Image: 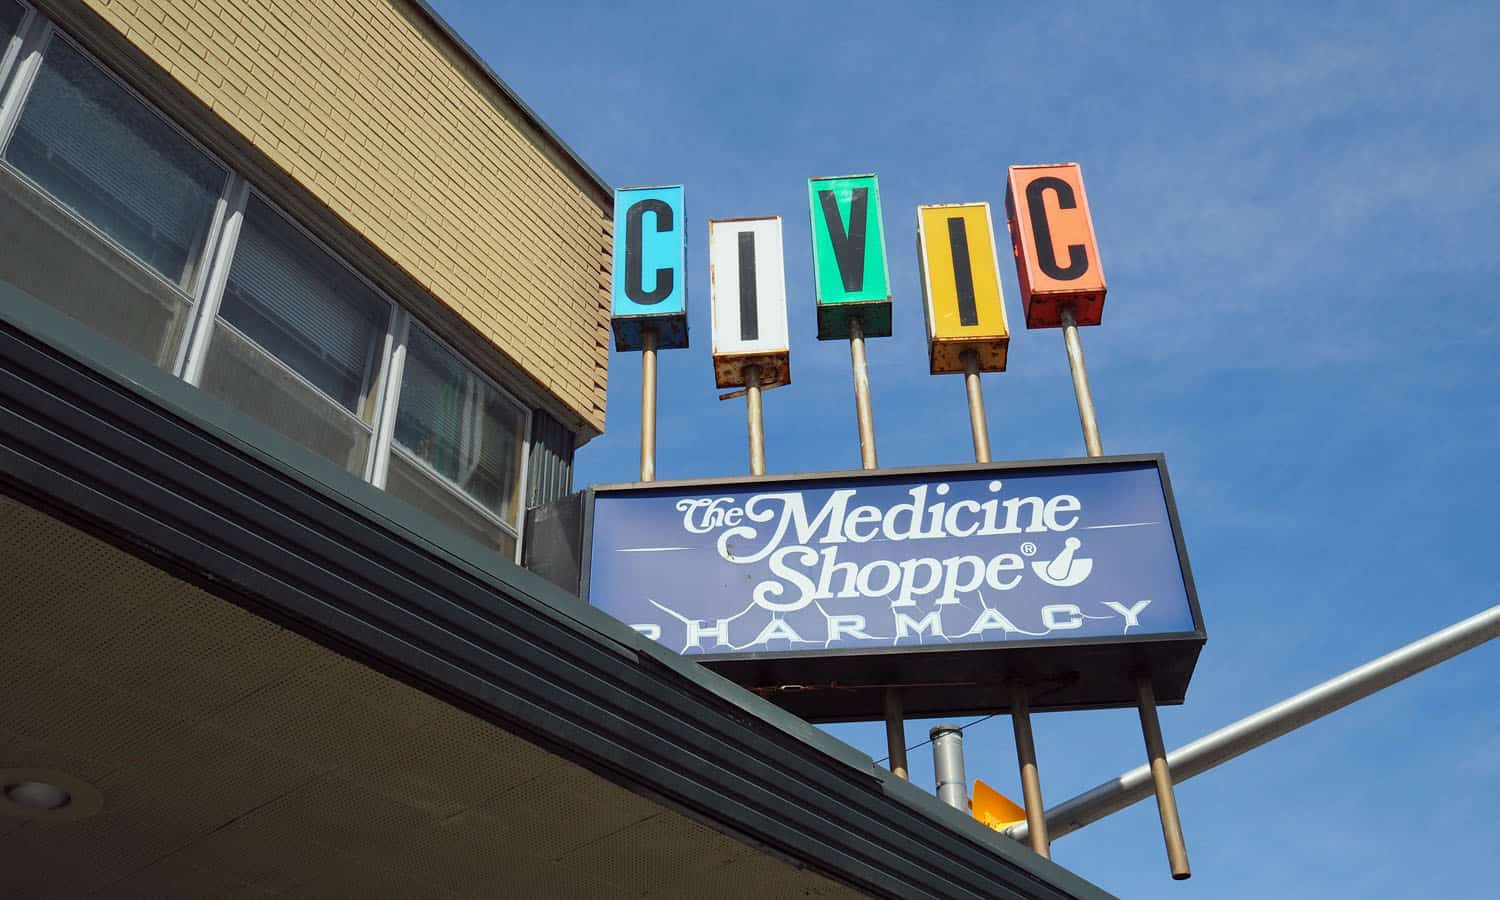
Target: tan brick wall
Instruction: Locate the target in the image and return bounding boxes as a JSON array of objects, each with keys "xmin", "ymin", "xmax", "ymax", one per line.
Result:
[{"xmin": 73, "ymin": 0, "xmax": 612, "ymax": 435}]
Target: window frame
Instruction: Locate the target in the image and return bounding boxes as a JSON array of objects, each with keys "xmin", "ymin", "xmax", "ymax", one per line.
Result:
[
  {"xmin": 0, "ymin": 20, "xmax": 235, "ymax": 324},
  {"xmin": 385, "ymin": 319, "xmax": 532, "ymax": 552}
]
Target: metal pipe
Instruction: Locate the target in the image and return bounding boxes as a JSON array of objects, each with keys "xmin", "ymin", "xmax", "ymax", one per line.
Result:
[
  {"xmin": 884, "ymin": 688, "xmax": 908, "ymax": 780},
  {"xmin": 961, "ymin": 349, "xmax": 991, "ymax": 464},
  {"xmin": 639, "ymin": 328, "xmax": 657, "ymax": 482},
  {"xmin": 1059, "ymin": 307, "xmax": 1102, "ymax": 458},
  {"xmin": 745, "ymin": 364, "xmax": 765, "ymax": 476},
  {"xmin": 848, "ymin": 318, "xmax": 878, "ymax": 470},
  {"xmin": 931, "ymin": 723, "xmax": 968, "ymax": 812},
  {"xmin": 1137, "ymin": 675, "xmax": 1191, "ymax": 879},
  {"xmin": 1009, "ymin": 680, "xmax": 1049, "ymax": 858},
  {"xmin": 1007, "ymin": 602, "xmax": 1500, "ymax": 845}
]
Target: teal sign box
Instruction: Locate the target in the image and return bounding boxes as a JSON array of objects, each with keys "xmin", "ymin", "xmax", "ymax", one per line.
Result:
[{"xmin": 611, "ymin": 185, "xmax": 688, "ymax": 350}]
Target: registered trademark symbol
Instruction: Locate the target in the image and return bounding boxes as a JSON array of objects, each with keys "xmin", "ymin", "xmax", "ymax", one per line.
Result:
[{"xmin": 1020, "ymin": 542, "xmax": 1038, "ymax": 557}]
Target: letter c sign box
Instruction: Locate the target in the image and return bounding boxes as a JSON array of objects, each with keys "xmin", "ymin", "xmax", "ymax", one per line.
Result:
[{"xmin": 1005, "ymin": 164, "xmax": 1107, "ymax": 329}]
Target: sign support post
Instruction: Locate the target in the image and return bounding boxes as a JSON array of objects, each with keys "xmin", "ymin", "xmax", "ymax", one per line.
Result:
[
  {"xmin": 1138, "ymin": 675, "xmax": 1191, "ymax": 878},
  {"xmin": 962, "ymin": 349, "xmax": 991, "ymax": 463},
  {"xmin": 640, "ymin": 328, "xmax": 658, "ymax": 481},
  {"xmin": 1006, "ymin": 163, "xmax": 1189, "ymax": 878},
  {"xmin": 810, "ymin": 175, "xmax": 894, "ymax": 769},
  {"xmin": 883, "ymin": 688, "xmax": 908, "ymax": 780},
  {"xmin": 1060, "ymin": 307, "xmax": 1103, "ymax": 458},
  {"xmin": 1009, "ymin": 680, "xmax": 1050, "ymax": 858},
  {"xmin": 849, "ymin": 317, "xmax": 878, "ymax": 470},
  {"xmin": 917, "ymin": 200, "xmax": 1021, "ymax": 811},
  {"xmin": 745, "ymin": 363, "xmax": 765, "ymax": 476}
]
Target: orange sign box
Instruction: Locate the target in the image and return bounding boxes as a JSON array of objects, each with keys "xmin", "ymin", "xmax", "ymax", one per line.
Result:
[
  {"xmin": 971, "ymin": 779, "xmax": 1027, "ymax": 832},
  {"xmin": 1004, "ymin": 163, "xmax": 1107, "ymax": 328}
]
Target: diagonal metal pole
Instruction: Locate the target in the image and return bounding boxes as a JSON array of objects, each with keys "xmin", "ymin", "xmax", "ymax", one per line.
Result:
[{"xmin": 1007, "ymin": 602, "xmax": 1500, "ymax": 845}]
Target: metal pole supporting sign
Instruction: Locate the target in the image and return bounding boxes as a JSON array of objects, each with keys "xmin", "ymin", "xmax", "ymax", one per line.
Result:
[
  {"xmin": 809, "ymin": 175, "xmax": 897, "ymax": 769},
  {"xmin": 1005, "ymin": 163, "xmax": 1192, "ymax": 875},
  {"xmin": 640, "ymin": 328, "xmax": 658, "ymax": 481},
  {"xmin": 917, "ymin": 200, "xmax": 1032, "ymax": 833}
]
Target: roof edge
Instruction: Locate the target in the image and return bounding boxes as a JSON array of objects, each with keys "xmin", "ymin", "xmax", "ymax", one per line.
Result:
[{"xmin": 406, "ymin": 0, "xmax": 613, "ymax": 202}]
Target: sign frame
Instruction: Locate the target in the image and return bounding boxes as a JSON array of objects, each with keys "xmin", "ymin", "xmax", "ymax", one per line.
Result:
[{"xmin": 574, "ymin": 454, "xmax": 1206, "ymax": 723}]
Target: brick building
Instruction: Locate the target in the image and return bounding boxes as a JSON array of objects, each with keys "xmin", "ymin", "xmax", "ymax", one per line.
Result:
[{"xmin": 0, "ymin": 2, "xmax": 1109, "ymax": 897}]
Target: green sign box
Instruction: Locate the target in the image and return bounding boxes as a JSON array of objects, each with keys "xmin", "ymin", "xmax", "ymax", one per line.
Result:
[{"xmin": 807, "ymin": 174, "xmax": 891, "ymax": 340}]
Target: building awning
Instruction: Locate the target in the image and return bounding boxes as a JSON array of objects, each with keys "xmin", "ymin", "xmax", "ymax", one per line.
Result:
[{"xmin": 0, "ymin": 288, "xmax": 1114, "ymax": 899}]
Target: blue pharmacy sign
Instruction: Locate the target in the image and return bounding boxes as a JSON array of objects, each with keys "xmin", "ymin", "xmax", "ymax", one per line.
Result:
[
  {"xmin": 611, "ymin": 185, "xmax": 688, "ymax": 350},
  {"xmin": 581, "ymin": 455, "xmax": 1205, "ymax": 721}
]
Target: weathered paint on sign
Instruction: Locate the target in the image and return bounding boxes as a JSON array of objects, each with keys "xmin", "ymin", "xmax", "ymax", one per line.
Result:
[
  {"xmin": 611, "ymin": 185, "xmax": 688, "ymax": 350},
  {"xmin": 1004, "ymin": 164, "xmax": 1107, "ymax": 329},
  {"xmin": 709, "ymin": 216, "xmax": 791, "ymax": 389},
  {"xmin": 917, "ymin": 202, "xmax": 1010, "ymax": 375},
  {"xmin": 807, "ymin": 174, "xmax": 891, "ymax": 340}
]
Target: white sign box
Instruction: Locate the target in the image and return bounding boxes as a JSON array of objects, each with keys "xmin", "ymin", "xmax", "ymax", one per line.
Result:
[{"xmin": 709, "ymin": 216, "xmax": 790, "ymax": 388}]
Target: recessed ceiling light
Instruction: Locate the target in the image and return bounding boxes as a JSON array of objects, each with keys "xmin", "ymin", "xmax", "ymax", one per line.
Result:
[
  {"xmin": 4, "ymin": 781, "xmax": 71, "ymax": 810},
  {"xmin": 0, "ymin": 769, "xmax": 102, "ymax": 821}
]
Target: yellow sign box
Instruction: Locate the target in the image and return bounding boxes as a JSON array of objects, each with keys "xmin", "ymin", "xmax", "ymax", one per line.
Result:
[{"xmin": 917, "ymin": 203, "xmax": 1009, "ymax": 375}]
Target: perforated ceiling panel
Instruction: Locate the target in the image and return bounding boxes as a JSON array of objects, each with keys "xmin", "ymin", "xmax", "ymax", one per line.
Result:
[{"xmin": 0, "ymin": 495, "xmax": 865, "ymax": 899}]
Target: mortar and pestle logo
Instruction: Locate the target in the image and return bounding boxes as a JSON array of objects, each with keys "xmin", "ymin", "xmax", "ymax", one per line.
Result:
[{"xmin": 1032, "ymin": 537, "xmax": 1092, "ymax": 587}]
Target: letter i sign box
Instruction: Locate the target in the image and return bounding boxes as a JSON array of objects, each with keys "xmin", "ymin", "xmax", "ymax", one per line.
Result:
[
  {"xmin": 917, "ymin": 203, "xmax": 1010, "ymax": 375},
  {"xmin": 1005, "ymin": 164, "xmax": 1107, "ymax": 329}
]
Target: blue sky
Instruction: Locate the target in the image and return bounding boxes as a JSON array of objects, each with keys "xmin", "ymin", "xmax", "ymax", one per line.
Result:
[{"xmin": 434, "ymin": 2, "xmax": 1500, "ymax": 896}]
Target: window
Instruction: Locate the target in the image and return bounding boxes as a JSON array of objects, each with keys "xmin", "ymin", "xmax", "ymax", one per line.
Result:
[
  {"xmin": 387, "ymin": 326, "xmax": 527, "ymax": 556},
  {"xmin": 197, "ymin": 195, "xmax": 392, "ymax": 475},
  {"xmin": 0, "ymin": 10, "xmax": 546, "ymax": 564},
  {"xmin": 0, "ymin": 30, "xmax": 226, "ymax": 367}
]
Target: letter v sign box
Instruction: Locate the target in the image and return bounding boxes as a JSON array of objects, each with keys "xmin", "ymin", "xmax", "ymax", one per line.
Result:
[
  {"xmin": 611, "ymin": 185, "xmax": 688, "ymax": 350},
  {"xmin": 1005, "ymin": 164, "xmax": 1107, "ymax": 329},
  {"xmin": 808, "ymin": 174, "xmax": 892, "ymax": 340}
]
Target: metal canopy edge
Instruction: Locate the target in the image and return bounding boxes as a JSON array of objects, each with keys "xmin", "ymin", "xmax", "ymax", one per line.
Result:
[{"xmin": 0, "ymin": 288, "xmax": 1115, "ymax": 900}]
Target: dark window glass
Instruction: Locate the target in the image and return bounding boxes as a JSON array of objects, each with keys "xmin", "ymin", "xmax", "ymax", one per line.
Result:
[
  {"xmin": 198, "ymin": 197, "xmax": 389, "ymax": 474},
  {"xmin": 0, "ymin": 36, "xmax": 224, "ymax": 367},
  {"xmin": 391, "ymin": 327, "xmax": 526, "ymax": 536},
  {"xmin": 4, "ymin": 36, "xmax": 224, "ymax": 290},
  {"xmin": 386, "ymin": 449, "xmax": 516, "ymax": 559}
]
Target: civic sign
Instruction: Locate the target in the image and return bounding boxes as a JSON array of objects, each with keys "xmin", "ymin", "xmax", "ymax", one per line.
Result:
[
  {"xmin": 807, "ymin": 174, "xmax": 891, "ymax": 340},
  {"xmin": 709, "ymin": 216, "xmax": 790, "ymax": 389},
  {"xmin": 611, "ymin": 185, "xmax": 688, "ymax": 350},
  {"xmin": 917, "ymin": 202, "xmax": 1010, "ymax": 375},
  {"xmin": 580, "ymin": 455, "xmax": 1205, "ymax": 721},
  {"xmin": 1005, "ymin": 163, "xmax": 1107, "ymax": 329}
]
